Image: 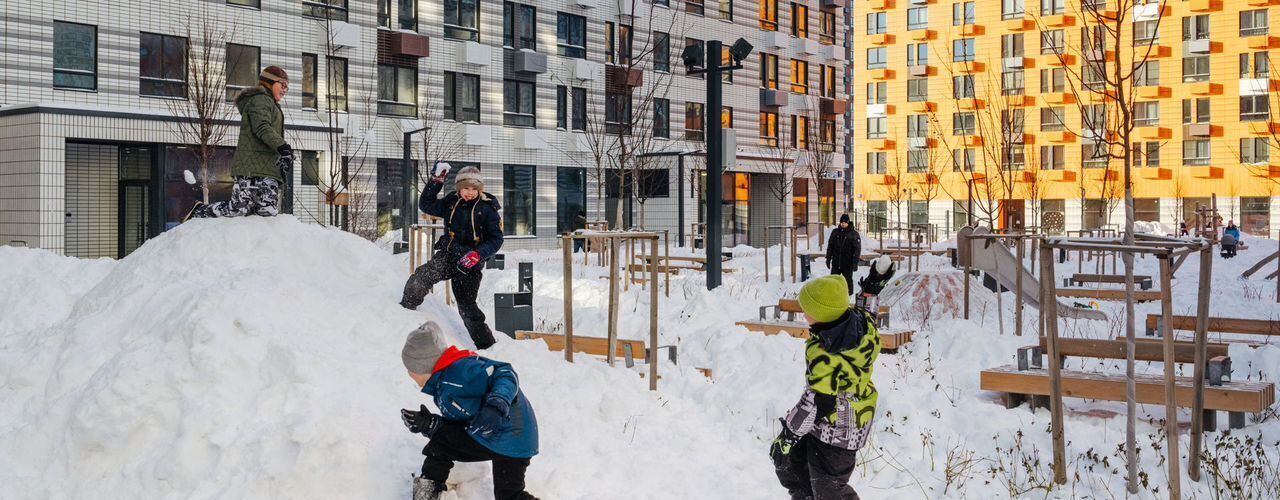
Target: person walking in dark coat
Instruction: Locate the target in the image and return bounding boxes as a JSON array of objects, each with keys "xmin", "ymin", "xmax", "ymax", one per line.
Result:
[
  {"xmin": 400, "ymin": 163, "xmax": 503, "ymax": 349},
  {"xmin": 400, "ymin": 322, "xmax": 540, "ymax": 500},
  {"xmin": 825, "ymin": 214, "xmax": 861, "ymax": 294},
  {"xmin": 190, "ymin": 66, "xmax": 293, "ymax": 219},
  {"xmin": 571, "ymin": 210, "xmax": 587, "ymax": 253}
]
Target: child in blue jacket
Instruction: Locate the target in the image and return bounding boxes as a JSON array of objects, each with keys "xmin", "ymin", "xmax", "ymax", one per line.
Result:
[{"xmin": 400, "ymin": 322, "xmax": 539, "ymax": 500}]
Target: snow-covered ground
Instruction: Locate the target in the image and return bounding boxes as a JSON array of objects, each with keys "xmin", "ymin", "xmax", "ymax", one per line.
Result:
[{"xmin": 1, "ymin": 216, "xmax": 1278, "ymax": 499}]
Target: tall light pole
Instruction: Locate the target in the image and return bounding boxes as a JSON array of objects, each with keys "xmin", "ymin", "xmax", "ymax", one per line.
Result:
[{"xmin": 683, "ymin": 38, "xmax": 752, "ymax": 290}]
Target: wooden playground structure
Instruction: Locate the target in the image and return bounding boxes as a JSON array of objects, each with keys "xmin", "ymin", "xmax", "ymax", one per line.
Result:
[{"xmin": 408, "ymin": 223, "xmax": 451, "ymax": 305}]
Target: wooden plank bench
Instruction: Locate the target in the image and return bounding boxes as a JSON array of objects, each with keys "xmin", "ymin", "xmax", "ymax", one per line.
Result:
[
  {"xmin": 1038, "ymin": 337, "xmax": 1230, "ymax": 363},
  {"xmin": 1069, "ymin": 273, "xmax": 1153, "ymax": 290},
  {"xmin": 514, "ymin": 331, "xmax": 712, "ymax": 379},
  {"xmin": 980, "ymin": 365, "xmax": 1274, "ymax": 430},
  {"xmin": 1144, "ymin": 314, "xmax": 1280, "ymax": 338},
  {"xmin": 735, "ymin": 299, "xmax": 915, "ymax": 352},
  {"xmin": 1056, "ymin": 288, "xmax": 1163, "ymax": 302}
]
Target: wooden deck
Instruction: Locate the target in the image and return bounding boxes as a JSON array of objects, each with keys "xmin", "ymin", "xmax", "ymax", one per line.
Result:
[
  {"xmin": 1070, "ymin": 273, "xmax": 1153, "ymax": 290},
  {"xmin": 1056, "ymin": 288, "xmax": 1163, "ymax": 302},
  {"xmin": 1144, "ymin": 314, "xmax": 1280, "ymax": 337},
  {"xmin": 980, "ymin": 365, "xmax": 1274, "ymax": 415}
]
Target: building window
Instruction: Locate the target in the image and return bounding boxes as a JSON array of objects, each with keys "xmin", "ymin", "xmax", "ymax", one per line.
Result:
[
  {"xmin": 1041, "ymin": 0, "xmax": 1064, "ymax": 15},
  {"xmin": 618, "ymin": 24, "xmax": 634, "ymax": 65},
  {"xmin": 720, "ymin": 45, "xmax": 734, "ymax": 83},
  {"xmin": 685, "ymin": 102, "xmax": 705, "ymax": 141},
  {"xmin": 868, "ymin": 152, "xmax": 888, "ymax": 174},
  {"xmin": 303, "ymin": 0, "xmax": 348, "ymax": 22},
  {"xmin": 1242, "ymin": 9, "xmax": 1270, "ymax": 37},
  {"xmin": 557, "ymin": 167, "xmax": 587, "ymax": 234},
  {"xmin": 908, "ymin": 114, "xmax": 929, "ymax": 138},
  {"xmin": 654, "ymin": 32, "xmax": 671, "ymax": 72},
  {"xmin": 1134, "ymin": 61, "xmax": 1160, "ymax": 86},
  {"xmin": 503, "ymin": 79, "xmax": 536, "ymax": 127},
  {"xmin": 605, "ymin": 22, "xmax": 616, "ymax": 64},
  {"xmin": 761, "ymin": 0, "xmax": 779, "ymax": 30},
  {"xmin": 760, "ymin": 111, "xmax": 779, "ymax": 146},
  {"xmin": 572, "ymin": 87, "xmax": 586, "ymax": 131},
  {"xmin": 1133, "ymin": 142, "xmax": 1160, "ymax": 167},
  {"xmin": 1182, "ymin": 55, "xmax": 1210, "ymax": 82},
  {"xmin": 720, "ymin": 0, "xmax": 734, "ymax": 20},
  {"xmin": 1135, "ymin": 20, "xmax": 1160, "ymax": 44},
  {"xmin": 908, "ymin": 43, "xmax": 929, "ymax": 67},
  {"xmin": 606, "ymin": 91, "xmax": 633, "ymax": 134},
  {"xmin": 791, "ymin": 59, "xmax": 810, "ymax": 93},
  {"xmin": 867, "ymin": 81, "xmax": 887, "ymax": 104},
  {"xmin": 819, "ymin": 65, "xmax": 836, "ymax": 98},
  {"xmin": 1002, "ymin": 34, "xmax": 1024, "ymax": 58},
  {"xmin": 867, "ymin": 117, "xmax": 887, "ymax": 139},
  {"xmin": 327, "ymin": 56, "xmax": 348, "ymax": 112},
  {"xmin": 953, "ymin": 148, "xmax": 975, "ymax": 171},
  {"xmin": 557, "ymin": 86, "xmax": 568, "ymax": 129},
  {"xmin": 1003, "ymin": 0, "xmax": 1025, "ymax": 19},
  {"xmin": 819, "ymin": 11, "xmax": 836, "ymax": 44},
  {"xmin": 139, "ymin": 32, "xmax": 187, "ymax": 98},
  {"xmin": 53, "ymin": 21, "xmax": 97, "ymax": 91},
  {"xmin": 953, "ymin": 38, "xmax": 975, "ymax": 62},
  {"xmin": 445, "ymin": 0, "xmax": 481, "ymax": 41},
  {"xmin": 504, "ymin": 2, "xmax": 537, "ymax": 50},
  {"xmin": 557, "ymin": 13, "xmax": 587, "ymax": 58},
  {"xmin": 1040, "ymin": 107, "xmax": 1065, "ymax": 131},
  {"xmin": 908, "ymin": 148, "xmax": 929, "ymax": 172},
  {"xmin": 445, "ymin": 72, "xmax": 481, "ymax": 123},
  {"xmin": 379, "ymin": 0, "xmax": 391, "ymax": 27},
  {"xmin": 953, "ymin": 1, "xmax": 975, "ymax": 25},
  {"xmin": 503, "ymin": 165, "xmax": 536, "ymax": 236},
  {"xmin": 820, "ymin": 119, "xmax": 835, "ymax": 148},
  {"xmin": 1241, "ymin": 197, "xmax": 1272, "ymax": 236},
  {"xmin": 377, "ymin": 65, "xmax": 418, "ymax": 117},
  {"xmin": 1002, "ymin": 70, "xmax": 1025, "ymax": 95},
  {"xmin": 953, "ymin": 112, "xmax": 976, "ymax": 135},
  {"xmin": 1082, "ymin": 143, "xmax": 1108, "ymax": 168},
  {"xmin": 1040, "ymin": 68, "xmax": 1065, "ymax": 92},
  {"xmin": 1134, "ymin": 101, "xmax": 1159, "ymax": 127},
  {"xmin": 556, "ymin": 86, "xmax": 585, "ymax": 131},
  {"xmin": 1040, "ymin": 30, "xmax": 1064, "ymax": 55},
  {"xmin": 866, "ymin": 48, "xmax": 886, "ymax": 70},
  {"xmin": 952, "ymin": 75, "xmax": 974, "ymax": 99},
  {"xmin": 1241, "ymin": 95, "xmax": 1271, "ymax": 122},
  {"xmin": 793, "ymin": 3, "xmax": 810, "ymax": 37},
  {"xmin": 1182, "ymin": 140, "xmax": 1210, "ymax": 166},
  {"xmin": 301, "ymin": 54, "xmax": 317, "ymax": 109},
  {"xmin": 687, "ymin": 0, "xmax": 706, "ymax": 16},
  {"xmin": 792, "ymin": 115, "xmax": 810, "ymax": 149},
  {"xmin": 399, "ymin": 0, "xmax": 417, "ymax": 30},
  {"xmin": 1040, "ymin": 145, "xmax": 1065, "ymax": 170},
  {"xmin": 907, "ymin": 79, "xmax": 928, "ymax": 102},
  {"xmin": 1182, "ymin": 98, "xmax": 1210, "ymax": 123},
  {"xmin": 761, "ymin": 53, "xmax": 779, "ymax": 89},
  {"xmin": 1240, "ymin": 52, "xmax": 1271, "ymax": 79},
  {"xmin": 866, "ymin": 12, "xmax": 886, "ymax": 35},
  {"xmin": 225, "ymin": 43, "xmax": 260, "ymax": 100},
  {"xmin": 1183, "ymin": 15, "xmax": 1210, "ymax": 40},
  {"xmin": 655, "ymin": 98, "xmax": 670, "ymax": 138},
  {"xmin": 907, "ymin": 7, "xmax": 929, "ymax": 30}
]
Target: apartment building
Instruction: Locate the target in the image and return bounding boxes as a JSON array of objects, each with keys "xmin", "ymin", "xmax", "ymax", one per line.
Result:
[
  {"xmin": 0, "ymin": 0, "xmax": 847, "ymax": 258},
  {"xmin": 850, "ymin": 0, "xmax": 1280, "ymax": 238}
]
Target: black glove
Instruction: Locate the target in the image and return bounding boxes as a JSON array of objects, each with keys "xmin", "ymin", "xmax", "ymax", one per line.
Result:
[
  {"xmin": 277, "ymin": 144, "xmax": 294, "ymax": 158},
  {"xmin": 469, "ymin": 395, "xmax": 511, "ymax": 438},
  {"xmin": 769, "ymin": 418, "xmax": 802, "ymax": 468},
  {"xmin": 401, "ymin": 404, "xmax": 441, "ymax": 437},
  {"xmin": 858, "ymin": 256, "xmax": 897, "ymax": 296}
]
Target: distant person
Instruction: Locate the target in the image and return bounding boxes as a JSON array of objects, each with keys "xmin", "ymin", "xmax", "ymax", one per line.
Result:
[
  {"xmin": 826, "ymin": 214, "xmax": 862, "ymax": 293},
  {"xmin": 1224, "ymin": 220, "xmax": 1242, "ymax": 244},
  {"xmin": 400, "ymin": 162, "xmax": 502, "ymax": 349},
  {"xmin": 1221, "ymin": 231, "xmax": 1238, "ymax": 259},
  {"xmin": 572, "ymin": 210, "xmax": 587, "ymax": 253},
  {"xmin": 399, "ymin": 322, "xmax": 540, "ymax": 500},
  {"xmin": 770, "ymin": 257, "xmax": 896, "ymax": 500},
  {"xmin": 188, "ymin": 66, "xmax": 293, "ymax": 220},
  {"xmin": 1179, "ymin": 221, "xmax": 1189, "ymax": 237}
]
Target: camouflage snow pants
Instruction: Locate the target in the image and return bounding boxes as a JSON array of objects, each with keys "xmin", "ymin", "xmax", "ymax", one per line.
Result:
[{"xmin": 195, "ymin": 176, "xmax": 280, "ymax": 218}]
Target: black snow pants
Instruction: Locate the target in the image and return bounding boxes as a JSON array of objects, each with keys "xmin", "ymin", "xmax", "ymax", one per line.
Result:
[
  {"xmin": 194, "ymin": 176, "xmax": 280, "ymax": 218},
  {"xmin": 831, "ymin": 266, "xmax": 855, "ymax": 296},
  {"xmin": 421, "ymin": 422, "xmax": 535, "ymax": 500},
  {"xmin": 775, "ymin": 434, "xmax": 860, "ymax": 500},
  {"xmin": 400, "ymin": 249, "xmax": 497, "ymax": 349}
]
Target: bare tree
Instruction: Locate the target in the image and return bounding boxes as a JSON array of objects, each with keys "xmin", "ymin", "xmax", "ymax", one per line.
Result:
[
  {"xmin": 312, "ymin": 15, "xmax": 380, "ymax": 237},
  {"xmin": 798, "ymin": 97, "xmax": 839, "ymax": 240},
  {"xmin": 416, "ymin": 98, "xmax": 466, "ymax": 187},
  {"xmin": 165, "ymin": 4, "xmax": 238, "ymax": 204},
  {"xmin": 759, "ymin": 139, "xmax": 799, "ymax": 245},
  {"xmin": 880, "ymin": 131, "xmax": 908, "ymax": 228},
  {"xmin": 550, "ymin": 68, "xmax": 614, "ymax": 223}
]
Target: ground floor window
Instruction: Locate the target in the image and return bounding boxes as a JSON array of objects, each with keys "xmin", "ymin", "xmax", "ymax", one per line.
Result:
[
  {"xmin": 1134, "ymin": 198, "xmax": 1160, "ymax": 222},
  {"xmin": 1083, "ymin": 199, "xmax": 1106, "ymax": 230},
  {"xmin": 1182, "ymin": 197, "xmax": 1211, "ymax": 228},
  {"xmin": 952, "ymin": 200, "xmax": 971, "ymax": 232},
  {"xmin": 909, "ymin": 200, "xmax": 929, "ymax": 228},
  {"xmin": 504, "ymin": 164, "xmax": 536, "ymax": 236},
  {"xmin": 377, "ymin": 158, "xmax": 416, "ymax": 237},
  {"xmin": 818, "ymin": 179, "xmax": 836, "ymax": 226},
  {"xmin": 1241, "ymin": 197, "xmax": 1271, "ymax": 236},
  {"xmin": 557, "ymin": 167, "xmax": 586, "ymax": 234},
  {"xmin": 792, "ymin": 178, "xmax": 809, "ymax": 227},
  {"xmin": 867, "ymin": 200, "xmax": 888, "ymax": 233}
]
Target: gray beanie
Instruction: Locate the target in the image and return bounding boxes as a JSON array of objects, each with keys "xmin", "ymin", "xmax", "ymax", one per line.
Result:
[
  {"xmin": 454, "ymin": 166, "xmax": 484, "ymax": 192},
  {"xmin": 402, "ymin": 322, "xmax": 449, "ymax": 374}
]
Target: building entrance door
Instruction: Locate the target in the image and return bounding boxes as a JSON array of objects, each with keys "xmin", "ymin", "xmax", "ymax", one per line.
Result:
[{"xmin": 118, "ymin": 180, "xmax": 151, "ymax": 257}]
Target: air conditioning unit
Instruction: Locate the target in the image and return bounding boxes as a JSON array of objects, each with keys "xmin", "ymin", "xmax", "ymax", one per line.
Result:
[
  {"xmin": 763, "ymin": 31, "xmax": 787, "ymax": 50},
  {"xmin": 464, "ymin": 124, "xmax": 492, "ymax": 146},
  {"xmin": 791, "ymin": 37, "xmax": 819, "ymax": 56},
  {"xmin": 514, "ymin": 49, "xmax": 547, "ymax": 74},
  {"xmin": 460, "ymin": 40, "xmax": 492, "ymax": 66},
  {"xmin": 909, "ymin": 65, "xmax": 930, "ymax": 77},
  {"xmin": 318, "ymin": 20, "xmax": 361, "ymax": 49},
  {"xmin": 1186, "ymin": 39, "xmax": 1211, "ymax": 54},
  {"xmin": 570, "ymin": 58, "xmax": 600, "ymax": 81},
  {"xmin": 820, "ymin": 43, "xmax": 841, "ymax": 62},
  {"xmin": 760, "ymin": 88, "xmax": 789, "ymax": 108},
  {"xmin": 1186, "ymin": 123, "xmax": 1212, "ymax": 137},
  {"xmin": 514, "ymin": 129, "xmax": 547, "ymax": 150}
]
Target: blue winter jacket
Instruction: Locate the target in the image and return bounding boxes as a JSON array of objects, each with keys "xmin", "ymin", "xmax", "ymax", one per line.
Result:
[
  {"xmin": 422, "ymin": 355, "xmax": 539, "ymax": 459},
  {"xmin": 419, "ymin": 180, "xmax": 504, "ymax": 260},
  {"xmin": 1224, "ymin": 226, "xmax": 1242, "ymax": 242}
]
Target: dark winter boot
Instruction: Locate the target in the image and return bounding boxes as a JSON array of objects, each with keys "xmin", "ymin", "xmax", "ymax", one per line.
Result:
[
  {"xmin": 183, "ymin": 201, "xmax": 206, "ymax": 222},
  {"xmin": 412, "ymin": 476, "xmax": 446, "ymax": 500}
]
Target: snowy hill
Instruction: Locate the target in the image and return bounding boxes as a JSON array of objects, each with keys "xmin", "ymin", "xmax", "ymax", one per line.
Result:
[{"xmin": 2, "ymin": 218, "xmax": 1278, "ymax": 499}]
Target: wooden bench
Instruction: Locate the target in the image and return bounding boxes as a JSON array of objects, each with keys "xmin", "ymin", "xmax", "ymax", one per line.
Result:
[
  {"xmin": 1144, "ymin": 314, "xmax": 1280, "ymax": 338},
  {"xmin": 980, "ymin": 365, "xmax": 1274, "ymax": 430},
  {"xmin": 514, "ymin": 331, "xmax": 712, "ymax": 378},
  {"xmin": 735, "ymin": 299, "xmax": 915, "ymax": 352},
  {"xmin": 1056, "ymin": 288, "xmax": 1163, "ymax": 302},
  {"xmin": 1069, "ymin": 273, "xmax": 1153, "ymax": 290}
]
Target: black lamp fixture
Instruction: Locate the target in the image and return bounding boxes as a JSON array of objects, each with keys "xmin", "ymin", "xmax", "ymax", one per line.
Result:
[
  {"xmin": 680, "ymin": 43, "xmax": 704, "ymax": 69},
  {"xmin": 728, "ymin": 38, "xmax": 753, "ymax": 64}
]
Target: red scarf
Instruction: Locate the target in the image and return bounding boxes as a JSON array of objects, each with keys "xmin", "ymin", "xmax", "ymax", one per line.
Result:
[{"xmin": 431, "ymin": 346, "xmax": 478, "ymax": 374}]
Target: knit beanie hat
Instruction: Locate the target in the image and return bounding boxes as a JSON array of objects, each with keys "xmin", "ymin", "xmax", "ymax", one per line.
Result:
[
  {"xmin": 798, "ymin": 275, "xmax": 851, "ymax": 324},
  {"xmin": 839, "ymin": 213, "xmax": 851, "ymax": 224},
  {"xmin": 402, "ymin": 322, "xmax": 450, "ymax": 374},
  {"xmin": 455, "ymin": 166, "xmax": 484, "ymax": 192},
  {"xmin": 259, "ymin": 66, "xmax": 289, "ymax": 85}
]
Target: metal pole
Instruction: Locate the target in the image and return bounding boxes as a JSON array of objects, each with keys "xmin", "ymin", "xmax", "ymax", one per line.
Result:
[
  {"xmin": 1159, "ymin": 254, "xmax": 1181, "ymax": 500},
  {"xmin": 1039, "ymin": 244, "xmax": 1067, "ymax": 485},
  {"xmin": 649, "ymin": 236, "xmax": 660, "ymax": 391},
  {"xmin": 1189, "ymin": 245, "xmax": 1212, "ymax": 481},
  {"xmin": 562, "ymin": 235, "xmax": 575, "ymax": 363},
  {"xmin": 678, "ymin": 155, "xmax": 686, "ymax": 248},
  {"xmin": 705, "ymin": 40, "xmax": 724, "ymax": 290},
  {"xmin": 1015, "ymin": 237, "xmax": 1024, "ymax": 336},
  {"xmin": 401, "ymin": 128, "xmax": 428, "ymax": 248},
  {"xmin": 607, "ymin": 238, "xmax": 620, "ymax": 367}
]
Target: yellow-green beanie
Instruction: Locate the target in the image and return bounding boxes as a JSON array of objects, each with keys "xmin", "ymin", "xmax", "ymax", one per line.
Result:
[{"xmin": 798, "ymin": 275, "xmax": 850, "ymax": 324}]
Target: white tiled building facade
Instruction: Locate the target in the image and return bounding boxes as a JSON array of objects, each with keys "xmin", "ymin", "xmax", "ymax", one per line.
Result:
[{"xmin": 0, "ymin": 0, "xmax": 848, "ymax": 257}]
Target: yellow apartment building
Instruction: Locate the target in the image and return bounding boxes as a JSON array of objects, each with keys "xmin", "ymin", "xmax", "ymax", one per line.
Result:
[{"xmin": 850, "ymin": 0, "xmax": 1280, "ymax": 237}]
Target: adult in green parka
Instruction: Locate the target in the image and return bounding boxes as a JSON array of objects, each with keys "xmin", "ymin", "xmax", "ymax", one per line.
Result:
[{"xmin": 190, "ymin": 65, "xmax": 294, "ymax": 219}]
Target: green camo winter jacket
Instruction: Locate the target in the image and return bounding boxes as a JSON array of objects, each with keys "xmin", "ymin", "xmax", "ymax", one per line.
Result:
[
  {"xmin": 782, "ymin": 308, "xmax": 880, "ymax": 451},
  {"xmin": 230, "ymin": 86, "xmax": 287, "ymax": 182}
]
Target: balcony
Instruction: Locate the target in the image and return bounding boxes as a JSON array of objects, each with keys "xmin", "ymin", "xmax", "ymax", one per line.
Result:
[
  {"xmin": 1139, "ymin": 127, "xmax": 1172, "ymax": 140},
  {"xmin": 514, "ymin": 128, "xmax": 548, "ymax": 150},
  {"xmin": 957, "ymin": 98, "xmax": 985, "ymax": 110},
  {"xmin": 1045, "ymin": 130, "xmax": 1076, "ymax": 143},
  {"xmin": 1046, "ymin": 170, "xmax": 1077, "ymax": 182},
  {"xmin": 513, "ymin": 49, "xmax": 547, "ymax": 74},
  {"xmin": 1247, "ymin": 121, "xmax": 1280, "ymax": 135},
  {"xmin": 820, "ymin": 97, "xmax": 849, "ymax": 116},
  {"xmin": 1138, "ymin": 167, "xmax": 1172, "ymax": 180},
  {"xmin": 792, "ymin": 37, "xmax": 821, "ymax": 55},
  {"xmin": 908, "ymin": 137, "xmax": 936, "ymax": 149},
  {"xmin": 1042, "ymin": 53, "xmax": 1077, "ymax": 67},
  {"xmin": 389, "ymin": 32, "xmax": 430, "ymax": 58},
  {"xmin": 908, "ymin": 65, "xmax": 936, "ymax": 77},
  {"xmin": 908, "ymin": 101, "xmax": 937, "ymax": 113},
  {"xmin": 869, "ymin": 68, "xmax": 896, "ymax": 80},
  {"xmin": 1137, "ymin": 86, "xmax": 1171, "ymax": 99},
  {"xmin": 1190, "ymin": 0, "xmax": 1222, "ymax": 12},
  {"xmin": 1184, "ymin": 39, "xmax": 1221, "ymax": 54},
  {"xmin": 463, "ymin": 124, "xmax": 493, "ymax": 146},
  {"xmin": 1190, "ymin": 166, "xmax": 1224, "ymax": 179},
  {"xmin": 1005, "ymin": 19, "xmax": 1035, "ymax": 31},
  {"xmin": 1138, "ymin": 44, "xmax": 1172, "ymax": 59},
  {"xmin": 1247, "ymin": 0, "xmax": 1277, "ymax": 5},
  {"xmin": 317, "ymin": 20, "xmax": 361, "ymax": 48},
  {"xmin": 1013, "ymin": 171, "xmax": 1037, "ymax": 183},
  {"xmin": 460, "ymin": 40, "xmax": 493, "ymax": 65},
  {"xmin": 819, "ymin": 43, "xmax": 841, "ymax": 62},
  {"xmin": 869, "ymin": 34, "xmax": 896, "ymax": 46},
  {"xmin": 570, "ymin": 58, "xmax": 601, "ymax": 80},
  {"xmin": 870, "ymin": 0, "xmax": 894, "ymax": 10},
  {"xmin": 1184, "ymin": 123, "xmax": 1218, "ymax": 138},
  {"xmin": 955, "ymin": 61, "xmax": 985, "ymax": 74},
  {"xmin": 909, "ymin": 29, "xmax": 937, "ymax": 41},
  {"xmin": 1241, "ymin": 78, "xmax": 1279, "ymax": 96},
  {"xmin": 1190, "ymin": 82, "xmax": 1222, "ymax": 96},
  {"xmin": 1043, "ymin": 92, "xmax": 1075, "ymax": 105},
  {"xmin": 962, "ymin": 136, "xmax": 983, "ymax": 147},
  {"xmin": 1043, "ymin": 14, "xmax": 1076, "ymax": 27},
  {"xmin": 762, "ymin": 31, "xmax": 788, "ymax": 50},
  {"xmin": 870, "ymin": 139, "xmax": 896, "ymax": 150},
  {"xmin": 960, "ymin": 24, "xmax": 985, "ymax": 36},
  {"xmin": 760, "ymin": 88, "xmax": 789, "ymax": 108},
  {"xmin": 1247, "ymin": 36, "xmax": 1280, "ymax": 50}
]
